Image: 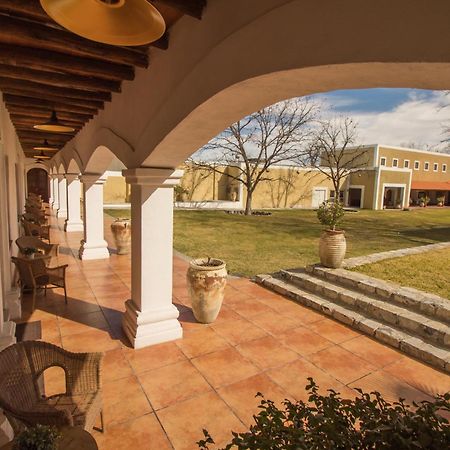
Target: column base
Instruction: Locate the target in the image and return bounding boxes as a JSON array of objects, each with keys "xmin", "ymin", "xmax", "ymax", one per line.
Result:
[
  {"xmin": 0, "ymin": 320, "xmax": 16, "ymax": 351},
  {"xmin": 78, "ymin": 240, "xmax": 110, "ymax": 260},
  {"xmin": 52, "ymin": 202, "xmax": 59, "ymax": 210},
  {"xmin": 122, "ymin": 299, "xmax": 183, "ymax": 349},
  {"xmin": 57, "ymin": 209, "xmax": 67, "ymax": 218},
  {"xmin": 64, "ymin": 220, "xmax": 84, "ymax": 232},
  {"xmin": 5, "ymin": 289, "xmax": 21, "ymax": 320}
]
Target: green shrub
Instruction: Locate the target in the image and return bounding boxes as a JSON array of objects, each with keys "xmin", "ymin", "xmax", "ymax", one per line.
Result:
[
  {"xmin": 317, "ymin": 201, "xmax": 344, "ymax": 230},
  {"xmin": 13, "ymin": 425, "xmax": 61, "ymax": 450},
  {"xmin": 198, "ymin": 378, "xmax": 450, "ymax": 450}
]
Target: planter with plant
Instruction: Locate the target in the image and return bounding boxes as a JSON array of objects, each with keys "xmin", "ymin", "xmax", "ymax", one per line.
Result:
[
  {"xmin": 317, "ymin": 201, "xmax": 346, "ymax": 268},
  {"xmin": 198, "ymin": 378, "xmax": 450, "ymax": 450},
  {"xmin": 437, "ymin": 195, "xmax": 445, "ymax": 207},
  {"xmin": 110, "ymin": 217, "xmax": 131, "ymax": 255},
  {"xmin": 419, "ymin": 195, "xmax": 430, "ymax": 207},
  {"xmin": 187, "ymin": 257, "xmax": 227, "ymax": 323},
  {"xmin": 13, "ymin": 425, "xmax": 61, "ymax": 450},
  {"xmin": 22, "ymin": 247, "xmax": 40, "ymax": 259}
]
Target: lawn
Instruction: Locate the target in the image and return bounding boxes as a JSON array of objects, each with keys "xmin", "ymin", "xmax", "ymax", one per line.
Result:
[
  {"xmin": 352, "ymin": 248, "xmax": 450, "ymax": 299},
  {"xmin": 105, "ymin": 208, "xmax": 450, "ymax": 277}
]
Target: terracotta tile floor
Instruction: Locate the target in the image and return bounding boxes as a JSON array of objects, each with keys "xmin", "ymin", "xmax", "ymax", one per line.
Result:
[{"xmin": 15, "ymin": 213, "xmax": 450, "ymax": 450}]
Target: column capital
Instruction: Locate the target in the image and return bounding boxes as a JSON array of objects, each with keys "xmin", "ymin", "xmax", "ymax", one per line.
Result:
[
  {"xmin": 123, "ymin": 167, "xmax": 184, "ymax": 188},
  {"xmin": 79, "ymin": 173, "xmax": 107, "ymax": 184},
  {"xmin": 55, "ymin": 174, "xmax": 66, "ymax": 180},
  {"xmin": 65, "ymin": 173, "xmax": 80, "ymax": 182}
]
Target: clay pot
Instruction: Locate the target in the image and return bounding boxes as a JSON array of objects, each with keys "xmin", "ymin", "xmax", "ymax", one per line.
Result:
[
  {"xmin": 187, "ymin": 258, "xmax": 227, "ymax": 323},
  {"xmin": 230, "ymin": 191, "xmax": 238, "ymax": 202},
  {"xmin": 319, "ymin": 230, "xmax": 346, "ymax": 268},
  {"xmin": 111, "ymin": 218, "xmax": 131, "ymax": 255}
]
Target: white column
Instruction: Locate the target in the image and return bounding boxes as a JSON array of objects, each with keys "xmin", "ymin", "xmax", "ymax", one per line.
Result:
[
  {"xmin": 78, "ymin": 174, "xmax": 110, "ymax": 260},
  {"xmin": 57, "ymin": 176, "xmax": 67, "ymax": 218},
  {"xmin": 52, "ymin": 176, "xmax": 59, "ymax": 210},
  {"xmin": 64, "ymin": 174, "xmax": 84, "ymax": 232},
  {"xmin": 48, "ymin": 174, "xmax": 54, "ymax": 205},
  {"xmin": 122, "ymin": 168, "xmax": 183, "ymax": 349}
]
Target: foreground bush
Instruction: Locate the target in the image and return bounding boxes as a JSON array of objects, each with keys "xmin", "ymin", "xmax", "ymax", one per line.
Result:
[{"xmin": 198, "ymin": 378, "xmax": 450, "ymax": 450}]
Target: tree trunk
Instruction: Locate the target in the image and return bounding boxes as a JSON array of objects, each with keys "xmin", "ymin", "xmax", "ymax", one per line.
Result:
[{"xmin": 244, "ymin": 190, "xmax": 253, "ymax": 215}]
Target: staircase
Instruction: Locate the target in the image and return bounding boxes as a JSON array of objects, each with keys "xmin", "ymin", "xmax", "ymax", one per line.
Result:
[{"xmin": 256, "ymin": 266, "xmax": 450, "ymax": 373}]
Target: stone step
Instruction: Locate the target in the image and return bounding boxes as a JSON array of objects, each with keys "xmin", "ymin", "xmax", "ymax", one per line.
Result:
[
  {"xmin": 279, "ymin": 270, "xmax": 450, "ymax": 348},
  {"xmin": 255, "ymin": 274, "xmax": 450, "ymax": 373},
  {"xmin": 306, "ymin": 265, "xmax": 450, "ymax": 324}
]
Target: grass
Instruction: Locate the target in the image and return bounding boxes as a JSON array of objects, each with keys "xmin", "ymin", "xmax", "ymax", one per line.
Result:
[
  {"xmin": 105, "ymin": 208, "xmax": 450, "ymax": 278},
  {"xmin": 352, "ymin": 248, "xmax": 450, "ymax": 299}
]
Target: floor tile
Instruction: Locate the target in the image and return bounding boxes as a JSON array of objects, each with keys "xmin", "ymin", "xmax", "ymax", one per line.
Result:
[
  {"xmin": 278, "ymin": 326, "xmax": 334, "ymax": 356},
  {"xmin": 192, "ymin": 347, "xmax": 260, "ymax": 388},
  {"xmin": 102, "ymin": 348, "xmax": 134, "ymax": 383},
  {"xmin": 229, "ymin": 297, "xmax": 273, "ymax": 317},
  {"xmin": 176, "ymin": 327, "xmax": 230, "ymax": 358},
  {"xmin": 61, "ymin": 328, "xmax": 120, "ymax": 353},
  {"xmin": 248, "ymin": 311, "xmax": 303, "ymax": 335},
  {"xmin": 236, "ymin": 335, "xmax": 298, "ymax": 370},
  {"xmin": 211, "ymin": 317, "xmax": 267, "ymax": 345},
  {"xmin": 57, "ymin": 310, "xmax": 109, "ymax": 337},
  {"xmin": 138, "ymin": 360, "xmax": 212, "ymax": 410},
  {"xmin": 158, "ymin": 391, "xmax": 244, "ymax": 450},
  {"xmin": 306, "ymin": 319, "xmax": 361, "ymax": 343}
]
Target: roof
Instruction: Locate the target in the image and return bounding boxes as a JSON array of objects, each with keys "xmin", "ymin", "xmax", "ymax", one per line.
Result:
[{"xmin": 411, "ymin": 181, "xmax": 450, "ymax": 190}]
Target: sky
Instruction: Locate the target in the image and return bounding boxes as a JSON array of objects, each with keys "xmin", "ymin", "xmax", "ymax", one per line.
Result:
[{"xmin": 310, "ymin": 88, "xmax": 450, "ymax": 152}]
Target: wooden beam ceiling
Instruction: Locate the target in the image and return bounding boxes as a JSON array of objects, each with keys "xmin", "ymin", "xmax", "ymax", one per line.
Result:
[{"xmin": 0, "ymin": 0, "xmax": 207, "ymax": 157}]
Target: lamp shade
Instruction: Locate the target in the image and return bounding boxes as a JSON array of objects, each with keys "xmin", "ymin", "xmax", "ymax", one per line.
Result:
[
  {"xmin": 33, "ymin": 140, "xmax": 59, "ymax": 151},
  {"xmin": 33, "ymin": 110, "xmax": 75, "ymax": 133},
  {"xmin": 40, "ymin": 0, "xmax": 166, "ymax": 46},
  {"xmin": 33, "ymin": 150, "xmax": 51, "ymax": 160}
]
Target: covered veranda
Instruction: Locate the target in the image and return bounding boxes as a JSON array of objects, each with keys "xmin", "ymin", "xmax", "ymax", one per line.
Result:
[{"xmin": 1, "ymin": 0, "xmax": 450, "ymax": 447}]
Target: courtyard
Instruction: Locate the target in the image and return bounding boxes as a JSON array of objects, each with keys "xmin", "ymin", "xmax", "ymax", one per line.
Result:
[{"xmin": 16, "ymin": 211, "xmax": 449, "ymax": 450}]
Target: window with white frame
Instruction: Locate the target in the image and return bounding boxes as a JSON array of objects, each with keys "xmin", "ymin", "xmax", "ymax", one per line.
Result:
[
  {"xmin": 414, "ymin": 161, "xmax": 420, "ymax": 170},
  {"xmin": 392, "ymin": 158, "xmax": 399, "ymax": 167},
  {"xmin": 433, "ymin": 163, "xmax": 439, "ymax": 172},
  {"xmin": 424, "ymin": 162, "xmax": 430, "ymax": 171},
  {"xmin": 443, "ymin": 164, "xmax": 447, "ymax": 173},
  {"xmin": 380, "ymin": 157, "xmax": 387, "ymax": 166},
  {"xmin": 404, "ymin": 160, "xmax": 410, "ymax": 168}
]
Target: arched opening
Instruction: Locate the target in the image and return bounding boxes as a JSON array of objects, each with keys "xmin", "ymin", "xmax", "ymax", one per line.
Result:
[{"xmin": 27, "ymin": 168, "xmax": 49, "ymax": 202}]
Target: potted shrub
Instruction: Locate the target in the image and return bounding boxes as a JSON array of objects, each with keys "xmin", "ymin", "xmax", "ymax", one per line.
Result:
[
  {"xmin": 198, "ymin": 378, "xmax": 450, "ymax": 450},
  {"xmin": 187, "ymin": 257, "xmax": 227, "ymax": 323},
  {"xmin": 437, "ymin": 195, "xmax": 445, "ymax": 207},
  {"xmin": 13, "ymin": 425, "xmax": 61, "ymax": 450},
  {"xmin": 419, "ymin": 195, "xmax": 430, "ymax": 207},
  {"xmin": 317, "ymin": 201, "xmax": 346, "ymax": 268},
  {"xmin": 110, "ymin": 217, "xmax": 131, "ymax": 255},
  {"xmin": 22, "ymin": 247, "xmax": 40, "ymax": 259}
]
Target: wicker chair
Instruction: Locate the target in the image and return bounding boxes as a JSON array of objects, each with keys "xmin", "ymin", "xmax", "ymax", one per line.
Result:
[
  {"xmin": 16, "ymin": 236, "xmax": 59, "ymax": 258},
  {"xmin": 21, "ymin": 218, "xmax": 51, "ymax": 242},
  {"xmin": 11, "ymin": 256, "xmax": 68, "ymax": 310},
  {"xmin": 0, "ymin": 341, "xmax": 104, "ymax": 435}
]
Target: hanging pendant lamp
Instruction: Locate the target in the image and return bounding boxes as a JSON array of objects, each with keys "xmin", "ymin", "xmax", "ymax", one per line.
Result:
[
  {"xmin": 33, "ymin": 110, "xmax": 75, "ymax": 133},
  {"xmin": 33, "ymin": 140, "xmax": 59, "ymax": 152},
  {"xmin": 40, "ymin": 0, "xmax": 166, "ymax": 46},
  {"xmin": 33, "ymin": 150, "xmax": 51, "ymax": 160}
]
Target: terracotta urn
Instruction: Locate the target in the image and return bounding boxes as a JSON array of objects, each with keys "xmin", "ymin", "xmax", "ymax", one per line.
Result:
[
  {"xmin": 111, "ymin": 218, "xmax": 131, "ymax": 255},
  {"xmin": 319, "ymin": 230, "xmax": 346, "ymax": 268},
  {"xmin": 187, "ymin": 258, "xmax": 227, "ymax": 323}
]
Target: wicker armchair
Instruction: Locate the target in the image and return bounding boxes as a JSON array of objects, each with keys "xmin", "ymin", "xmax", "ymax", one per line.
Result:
[
  {"xmin": 21, "ymin": 218, "xmax": 51, "ymax": 242},
  {"xmin": 0, "ymin": 341, "xmax": 104, "ymax": 435},
  {"xmin": 11, "ymin": 256, "xmax": 67, "ymax": 310},
  {"xmin": 16, "ymin": 236, "xmax": 59, "ymax": 258}
]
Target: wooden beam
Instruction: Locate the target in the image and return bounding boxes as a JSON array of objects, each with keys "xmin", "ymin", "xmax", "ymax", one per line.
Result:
[
  {"xmin": 0, "ymin": 64, "xmax": 121, "ymax": 93},
  {"xmin": 5, "ymin": 104, "xmax": 93, "ymax": 122},
  {"xmin": 155, "ymin": 0, "xmax": 206, "ymax": 19},
  {"xmin": 16, "ymin": 128, "xmax": 76, "ymax": 138},
  {"xmin": 3, "ymin": 94, "xmax": 99, "ymax": 115},
  {"xmin": 0, "ymin": 77, "xmax": 111, "ymax": 102},
  {"xmin": 0, "ymin": 15, "xmax": 149, "ymax": 67},
  {"xmin": 0, "ymin": 1, "xmax": 58, "ymax": 24},
  {"xmin": 0, "ymin": 45, "xmax": 135, "ymax": 81},
  {"xmin": 10, "ymin": 114, "xmax": 84, "ymax": 127}
]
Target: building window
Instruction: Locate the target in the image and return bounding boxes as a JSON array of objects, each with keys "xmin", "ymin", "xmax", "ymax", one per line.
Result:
[
  {"xmin": 392, "ymin": 158, "xmax": 399, "ymax": 167},
  {"xmin": 433, "ymin": 163, "xmax": 439, "ymax": 172},
  {"xmin": 380, "ymin": 157, "xmax": 386, "ymax": 166},
  {"xmin": 443, "ymin": 164, "xmax": 447, "ymax": 173},
  {"xmin": 424, "ymin": 162, "xmax": 430, "ymax": 171},
  {"xmin": 404, "ymin": 160, "xmax": 410, "ymax": 168},
  {"xmin": 329, "ymin": 190, "xmax": 345, "ymax": 203},
  {"xmin": 414, "ymin": 161, "xmax": 420, "ymax": 170}
]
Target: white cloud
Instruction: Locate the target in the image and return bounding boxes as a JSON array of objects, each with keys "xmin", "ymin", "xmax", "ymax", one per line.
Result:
[{"xmin": 318, "ymin": 91, "xmax": 450, "ymax": 151}]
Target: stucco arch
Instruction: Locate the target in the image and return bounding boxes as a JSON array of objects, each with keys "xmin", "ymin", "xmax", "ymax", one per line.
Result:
[
  {"xmin": 60, "ymin": 0, "xmax": 450, "ymax": 170},
  {"xmin": 66, "ymin": 151, "xmax": 83, "ymax": 174},
  {"xmin": 84, "ymin": 145, "xmax": 126, "ymax": 174},
  {"xmin": 25, "ymin": 161, "xmax": 49, "ymax": 174}
]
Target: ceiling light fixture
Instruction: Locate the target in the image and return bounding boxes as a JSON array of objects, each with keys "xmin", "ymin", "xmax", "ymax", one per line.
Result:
[
  {"xmin": 40, "ymin": 0, "xmax": 166, "ymax": 46},
  {"xmin": 33, "ymin": 150, "xmax": 51, "ymax": 160},
  {"xmin": 33, "ymin": 110, "xmax": 75, "ymax": 133},
  {"xmin": 33, "ymin": 140, "xmax": 59, "ymax": 152}
]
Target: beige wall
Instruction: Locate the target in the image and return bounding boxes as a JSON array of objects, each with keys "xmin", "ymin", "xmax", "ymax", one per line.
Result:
[
  {"xmin": 348, "ymin": 170, "xmax": 376, "ymax": 209},
  {"xmin": 103, "ymin": 175, "xmax": 129, "ymax": 204}
]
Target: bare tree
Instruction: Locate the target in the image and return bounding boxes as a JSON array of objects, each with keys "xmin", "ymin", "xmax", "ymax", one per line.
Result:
[
  {"xmin": 302, "ymin": 117, "xmax": 369, "ymax": 202},
  {"xmin": 190, "ymin": 98, "xmax": 317, "ymax": 215}
]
